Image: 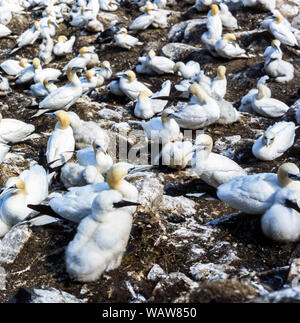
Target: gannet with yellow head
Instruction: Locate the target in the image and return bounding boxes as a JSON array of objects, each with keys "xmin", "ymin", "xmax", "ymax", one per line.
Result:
[{"xmin": 215, "ymin": 33, "xmax": 248, "ymax": 59}]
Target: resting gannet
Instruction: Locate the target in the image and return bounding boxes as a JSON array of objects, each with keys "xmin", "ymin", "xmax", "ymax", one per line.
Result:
[
  {"xmin": 114, "ymin": 27, "xmax": 143, "ymax": 49},
  {"xmin": 210, "ymin": 65, "xmax": 227, "ymax": 100},
  {"xmin": 53, "ymin": 35, "xmax": 76, "ymax": 57},
  {"xmin": 215, "ymin": 34, "xmax": 248, "ymax": 59},
  {"xmin": 173, "ymin": 61, "xmax": 201, "ymax": 80},
  {"xmin": 0, "ymin": 58, "xmax": 29, "ymax": 76}
]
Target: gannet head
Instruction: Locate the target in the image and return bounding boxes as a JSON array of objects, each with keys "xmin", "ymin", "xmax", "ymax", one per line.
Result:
[
  {"xmin": 217, "ymin": 65, "xmax": 226, "ymax": 80},
  {"xmin": 107, "ymin": 162, "xmax": 132, "ymax": 190},
  {"xmin": 118, "ymin": 27, "xmax": 128, "ymax": 35},
  {"xmin": 86, "ymin": 69, "xmax": 95, "ymax": 81},
  {"xmin": 19, "ymin": 58, "xmax": 28, "ymax": 68},
  {"xmin": 93, "ymin": 139, "xmax": 106, "ymax": 155},
  {"xmin": 189, "ymin": 83, "xmax": 207, "ymax": 104},
  {"xmin": 0, "ymin": 177, "xmax": 26, "ymax": 199},
  {"xmin": 211, "ymin": 4, "xmax": 219, "ymax": 16},
  {"xmin": 55, "ymin": 110, "xmax": 70, "ymax": 130},
  {"xmin": 45, "ymin": 6, "xmax": 53, "ymax": 16},
  {"xmin": 224, "ymin": 33, "xmax": 236, "ymax": 42},
  {"xmin": 271, "ymin": 39, "xmax": 281, "ymax": 48},
  {"xmin": 33, "ymin": 57, "xmax": 41, "ymax": 70},
  {"xmin": 125, "ymin": 70, "xmax": 136, "ymax": 83},
  {"xmin": 145, "ymin": 6, "xmax": 152, "ymax": 15},
  {"xmin": 173, "ymin": 62, "xmax": 184, "ymax": 72},
  {"xmin": 278, "ymin": 163, "xmax": 300, "ymax": 187},
  {"xmin": 262, "ymin": 130, "xmax": 275, "ymax": 147},
  {"xmin": 275, "ymin": 13, "xmax": 283, "ymax": 24},
  {"xmin": 101, "ymin": 61, "xmax": 110, "ymax": 69},
  {"xmin": 79, "ymin": 46, "xmax": 91, "ymax": 57},
  {"xmin": 195, "ymin": 134, "xmax": 213, "ymax": 153},
  {"xmin": 161, "ymin": 108, "xmax": 175, "ymax": 124},
  {"xmin": 58, "ymin": 35, "xmax": 68, "ymax": 42},
  {"xmin": 258, "ymin": 84, "xmax": 267, "ymax": 100},
  {"xmin": 34, "ymin": 21, "xmax": 40, "ymax": 30}
]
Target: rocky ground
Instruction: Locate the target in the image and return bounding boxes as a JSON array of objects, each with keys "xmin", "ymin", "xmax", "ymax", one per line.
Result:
[{"xmin": 0, "ymin": 0, "xmax": 300, "ymax": 303}]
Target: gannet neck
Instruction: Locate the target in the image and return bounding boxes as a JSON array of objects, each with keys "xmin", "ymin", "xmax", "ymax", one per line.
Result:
[
  {"xmin": 67, "ymin": 68, "xmax": 81, "ymax": 87},
  {"xmin": 258, "ymin": 85, "xmax": 266, "ymax": 100},
  {"xmin": 56, "ymin": 110, "xmax": 70, "ymax": 130},
  {"xmin": 217, "ymin": 66, "xmax": 226, "ymax": 80}
]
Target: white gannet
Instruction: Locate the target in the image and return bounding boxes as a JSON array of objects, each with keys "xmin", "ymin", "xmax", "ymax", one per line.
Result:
[
  {"xmin": 0, "ymin": 142, "xmax": 10, "ymax": 163},
  {"xmin": 169, "ymin": 84, "xmax": 220, "ymax": 130},
  {"xmin": 65, "ymin": 190, "xmax": 137, "ymax": 282},
  {"xmin": 217, "ymin": 163, "xmax": 300, "ymax": 215},
  {"xmin": 264, "ymin": 39, "xmax": 294, "ymax": 83},
  {"xmin": 216, "ymin": 99, "xmax": 239, "ymax": 125},
  {"xmin": 40, "ymin": 17, "xmax": 59, "ymax": 38},
  {"xmin": 210, "ymin": 65, "xmax": 227, "ymax": 100},
  {"xmin": 33, "ymin": 58, "xmax": 61, "ymax": 83},
  {"xmin": 261, "ymin": 188, "xmax": 300, "ymax": 243},
  {"xmin": 201, "ymin": 29, "xmax": 220, "ymax": 57},
  {"xmin": 129, "ymin": 6, "xmax": 155, "ymax": 30},
  {"xmin": 0, "ymin": 75, "xmax": 11, "ymax": 96},
  {"xmin": 173, "ymin": 61, "xmax": 200, "ymax": 80},
  {"xmin": 0, "ymin": 164, "xmax": 48, "ymax": 237},
  {"xmin": 49, "ymin": 162, "xmax": 140, "ymax": 223},
  {"xmin": 26, "ymin": 77, "xmax": 57, "ymax": 98},
  {"xmin": 252, "ymin": 121, "xmax": 296, "ymax": 161},
  {"xmin": 53, "ymin": 35, "xmax": 76, "ymax": 57},
  {"xmin": 35, "ymin": 66, "xmax": 83, "ymax": 117},
  {"xmin": 219, "ymin": 3, "xmax": 238, "ymax": 31},
  {"xmin": 95, "ymin": 60, "xmax": 112, "ymax": 80},
  {"xmin": 62, "ymin": 47, "xmax": 94, "ymax": 73},
  {"xmin": 191, "ymin": 134, "xmax": 246, "ymax": 188},
  {"xmin": 107, "ymin": 79, "xmax": 124, "ymax": 96},
  {"xmin": 136, "ymin": 54, "xmax": 156, "ymax": 75},
  {"xmin": 0, "ymin": 7, "xmax": 12, "ymax": 25},
  {"xmin": 10, "ymin": 21, "xmax": 40, "ymax": 55},
  {"xmin": 206, "ymin": 4, "xmax": 222, "ymax": 39},
  {"xmin": 67, "ymin": 111, "xmax": 109, "ymax": 150},
  {"xmin": 99, "ymin": 0, "xmax": 119, "ymax": 11},
  {"xmin": 239, "ymin": 75, "xmax": 271, "ymax": 113},
  {"xmin": 141, "ymin": 108, "xmax": 182, "ymax": 143},
  {"xmin": 145, "ymin": 50, "xmax": 175, "ymax": 75},
  {"xmin": 0, "ymin": 58, "xmax": 29, "ymax": 76},
  {"xmin": 38, "ymin": 32, "xmax": 54, "ymax": 65},
  {"xmin": 264, "ymin": 13, "xmax": 298, "ymax": 47},
  {"xmin": 0, "ymin": 113, "xmax": 35, "ymax": 144},
  {"xmin": 46, "ymin": 110, "xmax": 75, "ymax": 168},
  {"xmin": 0, "ymin": 23, "xmax": 11, "ymax": 38},
  {"xmin": 80, "ymin": 69, "xmax": 98, "ymax": 93},
  {"xmin": 15, "ymin": 57, "xmax": 40, "ymax": 84},
  {"xmin": 70, "ymin": 7, "xmax": 91, "ymax": 27},
  {"xmin": 119, "ymin": 70, "xmax": 152, "ymax": 100},
  {"xmin": 215, "ymin": 34, "xmax": 248, "ymax": 59},
  {"xmin": 114, "ymin": 27, "xmax": 143, "ymax": 50},
  {"xmin": 251, "ymin": 84, "xmax": 289, "ymax": 118}
]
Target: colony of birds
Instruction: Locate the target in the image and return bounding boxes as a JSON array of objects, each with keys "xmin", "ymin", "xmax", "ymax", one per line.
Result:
[{"xmin": 0, "ymin": 0, "xmax": 299, "ymax": 303}]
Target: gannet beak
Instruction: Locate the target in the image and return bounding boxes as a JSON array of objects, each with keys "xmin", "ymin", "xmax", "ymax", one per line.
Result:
[
  {"xmin": 127, "ymin": 165, "xmax": 153, "ymax": 174},
  {"xmin": 288, "ymin": 174, "xmax": 300, "ymax": 181},
  {"xmin": 168, "ymin": 113, "xmax": 181, "ymax": 120},
  {"xmin": 94, "ymin": 143, "xmax": 105, "ymax": 153},
  {"xmin": 52, "ymin": 21, "xmax": 60, "ymax": 29},
  {"xmin": 0, "ymin": 185, "xmax": 19, "ymax": 199},
  {"xmin": 285, "ymin": 199, "xmax": 300, "ymax": 213},
  {"xmin": 48, "ymin": 79, "xmax": 59, "ymax": 83},
  {"xmin": 72, "ymin": 66, "xmax": 84, "ymax": 72},
  {"xmin": 113, "ymin": 200, "xmax": 141, "ymax": 208}
]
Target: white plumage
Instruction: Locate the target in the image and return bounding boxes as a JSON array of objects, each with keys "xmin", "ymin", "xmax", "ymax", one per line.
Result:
[
  {"xmin": 53, "ymin": 35, "xmax": 76, "ymax": 57},
  {"xmin": 215, "ymin": 34, "xmax": 248, "ymax": 59}
]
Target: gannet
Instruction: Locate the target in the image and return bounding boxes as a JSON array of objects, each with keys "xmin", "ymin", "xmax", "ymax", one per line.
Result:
[
  {"xmin": 201, "ymin": 29, "xmax": 220, "ymax": 57},
  {"xmin": 0, "ymin": 142, "xmax": 10, "ymax": 163},
  {"xmin": 219, "ymin": 3, "xmax": 238, "ymax": 31},
  {"xmin": 0, "ymin": 7, "xmax": 12, "ymax": 25},
  {"xmin": 216, "ymin": 99, "xmax": 239, "ymax": 125},
  {"xmin": 114, "ymin": 27, "xmax": 143, "ymax": 49},
  {"xmin": 0, "ymin": 58, "xmax": 29, "ymax": 76},
  {"xmin": 38, "ymin": 32, "xmax": 54, "ymax": 64},
  {"xmin": 67, "ymin": 111, "xmax": 109, "ymax": 150},
  {"xmin": 27, "ymin": 78, "xmax": 57, "ymax": 98},
  {"xmin": 210, "ymin": 65, "xmax": 227, "ymax": 100},
  {"xmin": 53, "ymin": 35, "xmax": 76, "ymax": 57},
  {"xmin": 99, "ymin": 0, "xmax": 119, "ymax": 11},
  {"xmin": 15, "ymin": 57, "xmax": 40, "ymax": 84},
  {"xmin": 65, "ymin": 190, "xmax": 137, "ymax": 282},
  {"xmin": 46, "ymin": 110, "xmax": 75, "ymax": 168},
  {"xmin": 191, "ymin": 134, "xmax": 246, "ymax": 188},
  {"xmin": 217, "ymin": 163, "xmax": 300, "ymax": 214},
  {"xmin": 264, "ymin": 39, "xmax": 294, "ymax": 83},
  {"xmin": 261, "ymin": 188, "xmax": 300, "ymax": 243},
  {"xmin": 0, "ymin": 23, "xmax": 11, "ymax": 38},
  {"xmin": 215, "ymin": 34, "xmax": 248, "ymax": 59},
  {"xmin": 80, "ymin": 69, "xmax": 98, "ymax": 93},
  {"xmin": 62, "ymin": 47, "xmax": 94, "ymax": 73},
  {"xmin": 145, "ymin": 50, "xmax": 175, "ymax": 75},
  {"xmin": 242, "ymin": 0, "xmax": 276, "ymax": 11},
  {"xmin": 70, "ymin": 7, "xmax": 91, "ymax": 27},
  {"xmin": 95, "ymin": 61, "xmax": 112, "ymax": 80},
  {"xmin": 173, "ymin": 61, "xmax": 200, "ymax": 80},
  {"xmin": 135, "ymin": 90, "xmax": 168, "ymax": 119},
  {"xmin": 251, "ymin": 84, "xmax": 289, "ymax": 118},
  {"xmin": 35, "ymin": 66, "xmax": 83, "ymax": 117},
  {"xmin": 169, "ymin": 84, "xmax": 220, "ymax": 130},
  {"xmin": 0, "ymin": 75, "xmax": 11, "ymax": 96},
  {"xmin": 33, "ymin": 58, "xmax": 61, "ymax": 83},
  {"xmin": 107, "ymin": 80, "xmax": 124, "ymax": 96},
  {"xmin": 0, "ymin": 113, "xmax": 35, "ymax": 144},
  {"xmin": 252, "ymin": 121, "xmax": 296, "ymax": 161},
  {"xmin": 207, "ymin": 4, "xmax": 222, "ymax": 39},
  {"xmin": 40, "ymin": 17, "xmax": 59, "ymax": 38},
  {"xmin": 119, "ymin": 70, "xmax": 152, "ymax": 100},
  {"xmin": 0, "ymin": 164, "xmax": 48, "ymax": 237},
  {"xmin": 264, "ymin": 13, "xmax": 298, "ymax": 47},
  {"xmin": 129, "ymin": 5, "xmax": 156, "ymax": 30},
  {"xmin": 49, "ymin": 162, "xmax": 140, "ymax": 223},
  {"xmin": 13, "ymin": 20, "xmax": 41, "ymax": 52},
  {"xmin": 141, "ymin": 108, "xmax": 182, "ymax": 143}
]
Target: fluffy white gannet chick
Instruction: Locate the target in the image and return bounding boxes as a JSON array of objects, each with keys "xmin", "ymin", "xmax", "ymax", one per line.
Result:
[
  {"xmin": 210, "ymin": 65, "xmax": 227, "ymax": 100},
  {"xmin": 142, "ymin": 108, "xmax": 182, "ymax": 143},
  {"xmin": 252, "ymin": 121, "xmax": 296, "ymax": 161},
  {"xmin": 0, "ymin": 58, "xmax": 29, "ymax": 76},
  {"xmin": 0, "ymin": 113, "xmax": 35, "ymax": 144},
  {"xmin": 266, "ymin": 13, "xmax": 298, "ymax": 47},
  {"xmin": 170, "ymin": 84, "xmax": 220, "ymax": 130},
  {"xmin": 145, "ymin": 50, "xmax": 175, "ymax": 75},
  {"xmin": 251, "ymin": 84, "xmax": 289, "ymax": 118},
  {"xmin": 264, "ymin": 39, "xmax": 294, "ymax": 83},
  {"xmin": 215, "ymin": 34, "xmax": 248, "ymax": 59},
  {"xmin": 65, "ymin": 190, "xmax": 138, "ymax": 282},
  {"xmin": 191, "ymin": 134, "xmax": 246, "ymax": 188},
  {"xmin": 217, "ymin": 162, "xmax": 300, "ymax": 215},
  {"xmin": 53, "ymin": 35, "xmax": 76, "ymax": 57},
  {"xmin": 114, "ymin": 27, "xmax": 143, "ymax": 50},
  {"xmin": 35, "ymin": 66, "xmax": 83, "ymax": 117},
  {"xmin": 173, "ymin": 61, "xmax": 201, "ymax": 80},
  {"xmin": 0, "ymin": 165, "xmax": 48, "ymax": 238},
  {"xmin": 119, "ymin": 70, "xmax": 152, "ymax": 100},
  {"xmin": 261, "ymin": 188, "xmax": 300, "ymax": 243},
  {"xmin": 49, "ymin": 162, "xmax": 140, "ymax": 223},
  {"xmin": 67, "ymin": 111, "xmax": 109, "ymax": 150},
  {"xmin": 46, "ymin": 110, "xmax": 75, "ymax": 168},
  {"xmin": 219, "ymin": 3, "xmax": 238, "ymax": 31}
]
